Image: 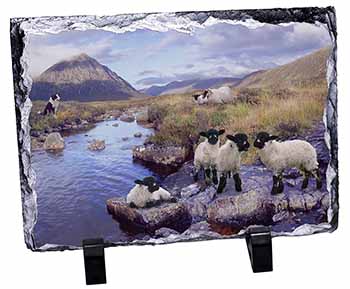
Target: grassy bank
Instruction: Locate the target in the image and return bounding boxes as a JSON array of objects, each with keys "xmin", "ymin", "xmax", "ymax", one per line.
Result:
[
  {"xmin": 30, "ymin": 82, "xmax": 328, "ymax": 164},
  {"xmin": 145, "ymin": 83, "xmax": 328, "ymax": 164}
]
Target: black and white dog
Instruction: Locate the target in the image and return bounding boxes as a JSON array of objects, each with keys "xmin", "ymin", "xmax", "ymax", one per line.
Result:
[{"xmin": 40, "ymin": 94, "xmax": 61, "ymax": 116}]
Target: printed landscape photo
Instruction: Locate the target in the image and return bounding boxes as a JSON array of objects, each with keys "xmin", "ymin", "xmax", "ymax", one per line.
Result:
[{"xmin": 13, "ymin": 10, "xmax": 337, "ymax": 249}]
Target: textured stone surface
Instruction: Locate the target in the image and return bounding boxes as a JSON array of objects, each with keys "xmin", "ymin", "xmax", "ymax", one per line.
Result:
[
  {"xmin": 120, "ymin": 114, "xmax": 135, "ymax": 122},
  {"xmin": 106, "ymin": 197, "xmax": 192, "ymax": 234},
  {"xmin": 87, "ymin": 139, "xmax": 105, "ymax": 151},
  {"xmin": 11, "ymin": 7, "xmax": 337, "ymax": 250},
  {"xmin": 133, "ymin": 144, "xmax": 190, "ymax": 173},
  {"xmin": 43, "ymin": 132, "xmax": 65, "ymax": 151}
]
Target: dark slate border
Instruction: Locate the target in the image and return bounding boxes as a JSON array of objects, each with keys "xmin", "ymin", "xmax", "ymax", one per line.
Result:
[{"xmin": 10, "ymin": 6, "xmax": 338, "ymax": 251}]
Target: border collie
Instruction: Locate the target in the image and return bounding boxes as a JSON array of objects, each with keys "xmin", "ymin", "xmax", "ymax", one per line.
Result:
[{"xmin": 40, "ymin": 94, "xmax": 61, "ymax": 116}]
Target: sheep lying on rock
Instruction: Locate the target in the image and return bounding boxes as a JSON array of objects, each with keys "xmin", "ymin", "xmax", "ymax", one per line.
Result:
[
  {"xmin": 192, "ymin": 86, "xmax": 237, "ymax": 105},
  {"xmin": 216, "ymin": 133, "xmax": 250, "ymax": 194},
  {"xmin": 126, "ymin": 176, "xmax": 177, "ymax": 208},
  {"xmin": 254, "ymin": 132, "xmax": 322, "ymax": 195},
  {"xmin": 193, "ymin": 128, "xmax": 225, "ymax": 184}
]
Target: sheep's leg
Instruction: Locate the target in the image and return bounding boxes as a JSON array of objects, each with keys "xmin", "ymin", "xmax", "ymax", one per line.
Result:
[
  {"xmin": 217, "ymin": 173, "xmax": 227, "ymax": 194},
  {"xmin": 205, "ymin": 168, "xmax": 212, "ymax": 184},
  {"xmin": 301, "ymin": 170, "xmax": 311, "ymax": 189},
  {"xmin": 271, "ymin": 174, "xmax": 284, "ymax": 195},
  {"xmin": 193, "ymin": 166, "xmax": 200, "ymax": 182},
  {"xmin": 312, "ymin": 168, "xmax": 322, "ymax": 189},
  {"xmin": 129, "ymin": 202, "xmax": 138, "ymax": 209},
  {"xmin": 145, "ymin": 199, "xmax": 161, "ymax": 208},
  {"xmin": 212, "ymin": 167, "xmax": 218, "ymax": 185},
  {"xmin": 233, "ymin": 173, "xmax": 242, "ymax": 192}
]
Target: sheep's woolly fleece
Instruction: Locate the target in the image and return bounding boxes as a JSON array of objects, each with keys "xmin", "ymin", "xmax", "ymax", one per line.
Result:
[{"xmin": 258, "ymin": 140, "xmax": 318, "ymax": 174}]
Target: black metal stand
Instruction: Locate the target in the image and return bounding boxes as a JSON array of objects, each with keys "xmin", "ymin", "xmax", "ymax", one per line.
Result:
[
  {"xmin": 246, "ymin": 226, "xmax": 273, "ymax": 273},
  {"xmin": 83, "ymin": 238, "xmax": 107, "ymax": 285}
]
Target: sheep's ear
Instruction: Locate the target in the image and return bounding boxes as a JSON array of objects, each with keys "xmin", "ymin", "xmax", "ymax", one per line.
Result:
[
  {"xmin": 226, "ymin": 134, "xmax": 234, "ymax": 141},
  {"xmin": 199, "ymin": 131, "xmax": 207, "ymax": 138},
  {"xmin": 218, "ymin": 129, "xmax": 225, "ymax": 135},
  {"xmin": 134, "ymin": 179, "xmax": 144, "ymax": 185},
  {"xmin": 269, "ymin": 135, "xmax": 278, "ymax": 141}
]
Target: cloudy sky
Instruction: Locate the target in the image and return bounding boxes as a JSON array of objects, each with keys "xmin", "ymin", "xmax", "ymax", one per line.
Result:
[{"xmin": 27, "ymin": 22, "xmax": 331, "ymax": 89}]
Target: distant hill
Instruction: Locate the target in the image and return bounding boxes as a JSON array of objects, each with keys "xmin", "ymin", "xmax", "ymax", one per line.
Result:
[
  {"xmin": 142, "ymin": 77, "xmax": 241, "ymax": 96},
  {"xmin": 237, "ymin": 47, "xmax": 330, "ymax": 88},
  {"xmin": 30, "ymin": 53, "xmax": 143, "ymax": 101}
]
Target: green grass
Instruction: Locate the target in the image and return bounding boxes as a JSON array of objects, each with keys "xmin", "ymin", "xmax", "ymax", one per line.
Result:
[{"xmin": 30, "ymin": 82, "xmax": 328, "ymax": 164}]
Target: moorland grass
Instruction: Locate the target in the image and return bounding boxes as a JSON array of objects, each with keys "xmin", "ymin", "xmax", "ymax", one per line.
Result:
[{"xmin": 30, "ymin": 83, "xmax": 327, "ymax": 164}]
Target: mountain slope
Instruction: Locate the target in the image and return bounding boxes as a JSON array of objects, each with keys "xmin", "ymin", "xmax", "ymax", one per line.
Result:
[
  {"xmin": 237, "ymin": 47, "xmax": 330, "ymax": 88},
  {"xmin": 142, "ymin": 77, "xmax": 241, "ymax": 96},
  {"xmin": 30, "ymin": 53, "xmax": 143, "ymax": 101}
]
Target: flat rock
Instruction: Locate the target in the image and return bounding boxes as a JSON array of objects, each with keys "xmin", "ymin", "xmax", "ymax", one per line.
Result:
[
  {"xmin": 136, "ymin": 109, "xmax": 149, "ymax": 124},
  {"xmin": 133, "ymin": 144, "xmax": 189, "ymax": 174},
  {"xmin": 120, "ymin": 114, "xmax": 135, "ymax": 122},
  {"xmin": 43, "ymin": 132, "xmax": 65, "ymax": 151},
  {"xmin": 106, "ymin": 197, "xmax": 192, "ymax": 234},
  {"xmin": 88, "ymin": 139, "xmax": 106, "ymax": 151}
]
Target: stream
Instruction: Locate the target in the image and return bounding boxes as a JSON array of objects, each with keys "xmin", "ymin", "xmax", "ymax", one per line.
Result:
[{"xmin": 32, "ymin": 118, "xmax": 156, "ymax": 247}]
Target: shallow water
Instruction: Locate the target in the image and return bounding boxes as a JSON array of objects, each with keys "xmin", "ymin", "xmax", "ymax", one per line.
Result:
[{"xmin": 32, "ymin": 119, "xmax": 156, "ymax": 247}]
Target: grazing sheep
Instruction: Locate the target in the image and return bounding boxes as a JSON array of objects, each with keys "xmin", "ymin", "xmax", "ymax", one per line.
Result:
[
  {"xmin": 216, "ymin": 133, "xmax": 250, "ymax": 194},
  {"xmin": 192, "ymin": 91, "xmax": 209, "ymax": 105},
  {"xmin": 254, "ymin": 132, "xmax": 322, "ymax": 195},
  {"xmin": 126, "ymin": 176, "xmax": 177, "ymax": 208},
  {"xmin": 193, "ymin": 128, "xmax": 225, "ymax": 184},
  {"xmin": 192, "ymin": 86, "xmax": 237, "ymax": 105}
]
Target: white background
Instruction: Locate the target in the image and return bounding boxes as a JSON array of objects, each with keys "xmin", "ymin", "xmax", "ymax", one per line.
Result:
[{"xmin": 1, "ymin": 0, "xmax": 348, "ymax": 288}]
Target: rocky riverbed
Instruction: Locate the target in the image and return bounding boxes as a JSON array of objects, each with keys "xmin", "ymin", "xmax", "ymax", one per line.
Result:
[{"xmin": 107, "ymin": 121, "xmax": 331, "ymax": 242}]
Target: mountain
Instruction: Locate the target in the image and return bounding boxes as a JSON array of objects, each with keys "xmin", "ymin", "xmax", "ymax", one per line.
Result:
[
  {"xmin": 30, "ymin": 53, "xmax": 143, "ymax": 101},
  {"xmin": 142, "ymin": 77, "xmax": 241, "ymax": 96},
  {"xmin": 237, "ymin": 47, "xmax": 330, "ymax": 88}
]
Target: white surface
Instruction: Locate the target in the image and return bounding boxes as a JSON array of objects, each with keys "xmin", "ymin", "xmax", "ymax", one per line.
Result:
[{"xmin": 0, "ymin": 0, "xmax": 349, "ymax": 288}]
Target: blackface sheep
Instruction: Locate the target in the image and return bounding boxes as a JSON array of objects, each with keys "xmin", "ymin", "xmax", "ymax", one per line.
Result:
[
  {"xmin": 216, "ymin": 133, "xmax": 250, "ymax": 194},
  {"xmin": 193, "ymin": 128, "xmax": 225, "ymax": 184},
  {"xmin": 254, "ymin": 132, "xmax": 322, "ymax": 195},
  {"xmin": 192, "ymin": 86, "xmax": 237, "ymax": 105},
  {"xmin": 126, "ymin": 176, "xmax": 177, "ymax": 208}
]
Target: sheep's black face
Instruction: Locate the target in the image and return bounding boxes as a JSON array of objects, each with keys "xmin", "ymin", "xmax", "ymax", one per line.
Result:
[
  {"xmin": 227, "ymin": 133, "xmax": 250, "ymax": 151},
  {"xmin": 200, "ymin": 128, "xmax": 225, "ymax": 145},
  {"xmin": 135, "ymin": 176, "xmax": 159, "ymax": 193},
  {"xmin": 192, "ymin": 94, "xmax": 200, "ymax": 101},
  {"xmin": 254, "ymin": 132, "xmax": 278, "ymax": 149}
]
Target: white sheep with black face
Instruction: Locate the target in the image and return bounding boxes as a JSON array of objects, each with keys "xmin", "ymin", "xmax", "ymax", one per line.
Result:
[
  {"xmin": 216, "ymin": 133, "xmax": 250, "ymax": 194},
  {"xmin": 127, "ymin": 176, "xmax": 176, "ymax": 208},
  {"xmin": 254, "ymin": 132, "xmax": 322, "ymax": 195},
  {"xmin": 193, "ymin": 128, "xmax": 225, "ymax": 184},
  {"xmin": 192, "ymin": 86, "xmax": 237, "ymax": 105}
]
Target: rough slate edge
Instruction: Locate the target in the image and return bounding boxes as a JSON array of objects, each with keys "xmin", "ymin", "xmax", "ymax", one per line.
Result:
[{"xmin": 9, "ymin": 6, "xmax": 338, "ymax": 252}]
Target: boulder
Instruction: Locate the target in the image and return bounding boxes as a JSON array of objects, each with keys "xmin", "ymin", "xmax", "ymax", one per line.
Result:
[
  {"xmin": 207, "ymin": 190, "xmax": 275, "ymax": 233},
  {"xmin": 88, "ymin": 139, "xmax": 106, "ymax": 151},
  {"xmin": 43, "ymin": 132, "xmax": 65, "ymax": 151},
  {"xmin": 122, "ymin": 137, "xmax": 129, "ymax": 141},
  {"xmin": 136, "ymin": 109, "xmax": 149, "ymax": 124},
  {"xmin": 132, "ymin": 144, "xmax": 189, "ymax": 174},
  {"xmin": 120, "ymin": 114, "xmax": 135, "ymax": 122},
  {"xmin": 112, "ymin": 123, "xmax": 119, "ymax": 127},
  {"xmin": 106, "ymin": 197, "xmax": 192, "ymax": 234},
  {"xmin": 134, "ymin": 132, "xmax": 142, "ymax": 138}
]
